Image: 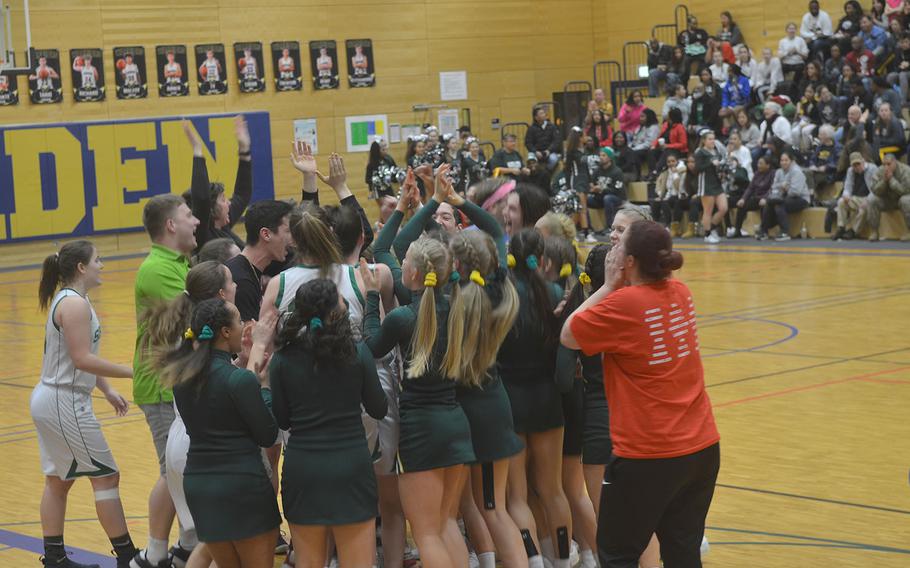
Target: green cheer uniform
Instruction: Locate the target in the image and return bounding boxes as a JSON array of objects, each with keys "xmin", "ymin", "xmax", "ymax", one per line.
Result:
[
  {"xmin": 174, "ymin": 351, "xmax": 280, "ymax": 542},
  {"xmin": 580, "ymin": 352, "xmax": 612, "ymax": 465}
]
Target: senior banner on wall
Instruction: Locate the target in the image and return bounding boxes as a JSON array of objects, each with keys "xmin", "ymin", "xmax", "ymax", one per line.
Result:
[
  {"xmin": 309, "ymin": 40, "xmax": 339, "ymax": 90},
  {"xmin": 234, "ymin": 42, "xmax": 265, "ymax": 93},
  {"xmin": 196, "ymin": 43, "xmax": 228, "ymax": 95},
  {"xmin": 70, "ymin": 48, "xmax": 105, "ymax": 102},
  {"xmin": 345, "ymin": 39, "xmax": 375, "ymax": 88},
  {"xmin": 113, "ymin": 46, "xmax": 148, "ymax": 99},
  {"xmin": 156, "ymin": 45, "xmax": 189, "ymax": 97},
  {"xmin": 28, "ymin": 49, "xmax": 63, "ymax": 104},
  {"xmin": 271, "ymin": 41, "xmax": 302, "ymax": 91},
  {"xmin": 0, "ymin": 72, "xmax": 19, "ymax": 106},
  {"xmin": 0, "ymin": 112, "xmax": 274, "ymax": 243}
]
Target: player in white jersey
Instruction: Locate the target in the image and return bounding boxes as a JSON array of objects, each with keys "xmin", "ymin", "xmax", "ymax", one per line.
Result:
[
  {"xmin": 74, "ymin": 54, "xmax": 98, "ymax": 89},
  {"xmin": 352, "ymin": 45, "xmax": 368, "ymax": 76},
  {"xmin": 122, "ymin": 54, "xmax": 140, "ymax": 86},
  {"xmin": 201, "ymin": 50, "xmax": 221, "ymax": 83},
  {"xmin": 163, "ymin": 52, "xmax": 182, "ymax": 85},
  {"xmin": 30, "ymin": 56, "xmax": 59, "ymax": 91},
  {"xmin": 278, "ymin": 48, "xmax": 295, "ymax": 79},
  {"xmin": 29, "ymin": 240, "xmax": 137, "ymax": 568},
  {"xmin": 317, "ymin": 47, "xmax": 333, "ymax": 77},
  {"xmin": 240, "ymin": 48, "xmax": 258, "ymax": 80}
]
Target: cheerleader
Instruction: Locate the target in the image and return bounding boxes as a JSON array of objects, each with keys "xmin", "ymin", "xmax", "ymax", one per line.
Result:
[
  {"xmin": 442, "ymin": 134, "xmax": 464, "ymax": 191},
  {"xmin": 365, "ymin": 138, "xmax": 401, "ymax": 204},
  {"xmin": 269, "ymin": 279, "xmax": 388, "ymax": 568},
  {"xmin": 405, "ymin": 135, "xmax": 429, "ymax": 199},
  {"xmin": 31, "ymin": 241, "xmax": 137, "ymax": 568},
  {"xmin": 499, "ymin": 229, "xmax": 575, "ymax": 568},
  {"xmin": 461, "ymin": 138, "xmax": 488, "ymax": 193},
  {"xmin": 694, "ymin": 130, "xmax": 728, "ymax": 244},
  {"xmin": 563, "ymin": 128, "xmax": 592, "ymax": 242},
  {"xmin": 159, "ymin": 300, "xmax": 279, "ymax": 568},
  {"xmin": 141, "ymin": 261, "xmax": 237, "ymax": 568}
]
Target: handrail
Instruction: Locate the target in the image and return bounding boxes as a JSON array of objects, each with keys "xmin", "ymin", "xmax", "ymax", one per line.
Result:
[
  {"xmin": 593, "ymin": 60, "xmax": 622, "ymax": 109},
  {"xmin": 500, "ymin": 122, "xmax": 530, "ymax": 147}
]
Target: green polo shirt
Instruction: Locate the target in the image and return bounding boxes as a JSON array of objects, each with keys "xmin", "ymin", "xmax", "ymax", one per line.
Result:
[{"xmin": 133, "ymin": 244, "xmax": 190, "ymax": 405}]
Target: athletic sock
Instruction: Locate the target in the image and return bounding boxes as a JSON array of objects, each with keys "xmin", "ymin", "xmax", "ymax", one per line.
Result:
[
  {"xmin": 528, "ymin": 555, "xmax": 546, "ymax": 568},
  {"xmin": 43, "ymin": 536, "xmax": 66, "ymax": 564},
  {"xmin": 580, "ymin": 548, "xmax": 598, "ymax": 568},
  {"xmin": 478, "ymin": 551, "xmax": 496, "ymax": 568},
  {"xmin": 553, "ymin": 559, "xmax": 571, "ymax": 568},
  {"xmin": 110, "ymin": 533, "xmax": 137, "ymax": 561},
  {"xmin": 146, "ymin": 537, "xmax": 168, "ymax": 564},
  {"xmin": 540, "ymin": 537, "xmax": 555, "ymax": 562}
]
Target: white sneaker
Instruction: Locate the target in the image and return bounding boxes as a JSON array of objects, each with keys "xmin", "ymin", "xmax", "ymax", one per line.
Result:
[
  {"xmin": 468, "ymin": 551, "xmax": 480, "ymax": 568},
  {"xmin": 584, "ymin": 232, "xmax": 597, "ymax": 243},
  {"xmin": 704, "ymin": 231, "xmax": 721, "ymax": 244},
  {"xmin": 725, "ymin": 226, "xmax": 735, "ymax": 237},
  {"xmin": 700, "ymin": 535, "xmax": 710, "ymax": 556},
  {"xmin": 775, "ymin": 233, "xmax": 791, "ymax": 241},
  {"xmin": 568, "ymin": 540, "xmax": 580, "ymax": 567}
]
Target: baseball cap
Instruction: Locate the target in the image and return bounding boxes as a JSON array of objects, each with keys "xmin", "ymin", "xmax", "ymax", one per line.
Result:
[{"xmin": 850, "ymin": 152, "xmax": 864, "ymax": 165}]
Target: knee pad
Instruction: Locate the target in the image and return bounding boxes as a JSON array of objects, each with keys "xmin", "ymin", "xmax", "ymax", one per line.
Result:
[{"xmin": 94, "ymin": 488, "xmax": 120, "ymax": 502}]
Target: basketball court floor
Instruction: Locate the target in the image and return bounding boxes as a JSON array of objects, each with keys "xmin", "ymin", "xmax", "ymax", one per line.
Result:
[{"xmin": 0, "ymin": 237, "xmax": 908, "ymax": 567}]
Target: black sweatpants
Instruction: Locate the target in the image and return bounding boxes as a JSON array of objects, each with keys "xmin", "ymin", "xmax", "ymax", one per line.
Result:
[{"xmin": 597, "ymin": 443, "xmax": 720, "ymax": 568}]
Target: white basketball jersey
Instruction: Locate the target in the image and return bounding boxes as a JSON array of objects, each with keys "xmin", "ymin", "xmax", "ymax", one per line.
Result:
[
  {"xmin": 353, "ymin": 54, "xmax": 367, "ymax": 74},
  {"xmin": 275, "ymin": 264, "xmax": 365, "ymax": 339},
  {"xmin": 317, "ymin": 56, "xmax": 332, "ymax": 76},
  {"xmin": 81, "ymin": 66, "xmax": 96, "ymax": 88},
  {"xmin": 165, "ymin": 63, "xmax": 180, "ymax": 83},
  {"xmin": 279, "ymin": 57, "xmax": 294, "ymax": 72},
  {"xmin": 204, "ymin": 59, "xmax": 220, "ymax": 81},
  {"xmin": 124, "ymin": 64, "xmax": 139, "ymax": 85},
  {"xmin": 40, "ymin": 289, "xmax": 101, "ymax": 394},
  {"xmin": 243, "ymin": 58, "xmax": 257, "ymax": 78}
]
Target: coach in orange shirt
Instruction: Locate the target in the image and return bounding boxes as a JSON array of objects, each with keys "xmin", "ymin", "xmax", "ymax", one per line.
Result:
[{"xmin": 560, "ymin": 219, "xmax": 720, "ymax": 568}]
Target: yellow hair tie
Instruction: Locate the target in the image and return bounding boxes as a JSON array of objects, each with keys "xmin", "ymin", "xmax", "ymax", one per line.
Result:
[
  {"xmin": 578, "ymin": 272, "xmax": 592, "ymax": 286},
  {"xmin": 423, "ymin": 271, "xmax": 438, "ymax": 288},
  {"xmin": 507, "ymin": 254, "xmax": 516, "ymax": 268},
  {"xmin": 559, "ymin": 263, "xmax": 573, "ymax": 278},
  {"xmin": 469, "ymin": 270, "xmax": 486, "ymax": 286},
  {"xmin": 183, "ymin": 327, "xmax": 195, "ymax": 340}
]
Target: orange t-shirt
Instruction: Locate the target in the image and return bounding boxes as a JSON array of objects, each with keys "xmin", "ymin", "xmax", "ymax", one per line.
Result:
[{"xmin": 569, "ymin": 279, "xmax": 719, "ymax": 459}]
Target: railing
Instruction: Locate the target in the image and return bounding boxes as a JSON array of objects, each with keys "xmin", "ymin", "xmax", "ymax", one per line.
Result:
[
  {"xmin": 621, "ymin": 40, "xmax": 650, "ymax": 102},
  {"xmin": 500, "ymin": 122, "xmax": 529, "ymax": 146},
  {"xmin": 478, "ymin": 141, "xmax": 496, "ymax": 160},
  {"xmin": 593, "ymin": 60, "xmax": 622, "ymax": 109},
  {"xmin": 674, "ymin": 4, "xmax": 690, "ymax": 35},
  {"xmin": 651, "ymin": 24, "xmax": 677, "ymax": 46}
]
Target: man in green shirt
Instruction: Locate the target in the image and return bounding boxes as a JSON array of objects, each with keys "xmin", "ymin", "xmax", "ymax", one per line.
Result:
[{"xmin": 132, "ymin": 193, "xmax": 199, "ymax": 568}]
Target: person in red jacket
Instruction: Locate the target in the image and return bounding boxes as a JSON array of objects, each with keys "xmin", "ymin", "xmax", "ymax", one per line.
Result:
[{"xmin": 647, "ymin": 107, "xmax": 688, "ymax": 180}]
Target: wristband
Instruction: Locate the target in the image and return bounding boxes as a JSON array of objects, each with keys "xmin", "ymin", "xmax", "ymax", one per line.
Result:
[{"xmin": 238, "ymin": 150, "xmax": 252, "ymax": 157}]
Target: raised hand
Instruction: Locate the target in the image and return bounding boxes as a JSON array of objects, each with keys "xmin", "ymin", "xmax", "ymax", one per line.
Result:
[
  {"xmin": 182, "ymin": 119, "xmax": 205, "ymax": 157},
  {"xmin": 359, "ymin": 260, "xmax": 380, "ymax": 293},
  {"xmin": 252, "ymin": 310, "xmax": 279, "ymax": 347},
  {"xmin": 290, "ymin": 140, "xmax": 318, "ymax": 175},
  {"xmin": 234, "ymin": 115, "xmax": 251, "ymax": 154},
  {"xmin": 397, "ymin": 169, "xmax": 419, "ymax": 212},
  {"xmin": 433, "ymin": 163, "xmax": 452, "ymax": 203},
  {"xmin": 317, "ymin": 153, "xmax": 349, "ymax": 194}
]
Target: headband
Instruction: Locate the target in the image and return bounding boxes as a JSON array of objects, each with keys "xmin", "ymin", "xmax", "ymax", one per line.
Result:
[{"xmin": 481, "ymin": 180, "xmax": 516, "ymax": 211}]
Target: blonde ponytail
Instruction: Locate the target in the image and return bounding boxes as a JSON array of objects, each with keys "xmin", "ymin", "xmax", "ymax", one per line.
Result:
[{"xmin": 405, "ymin": 237, "xmax": 450, "ymax": 379}]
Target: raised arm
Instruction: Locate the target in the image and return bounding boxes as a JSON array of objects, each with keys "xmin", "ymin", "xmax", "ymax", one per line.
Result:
[
  {"xmin": 227, "ymin": 116, "xmax": 253, "ymax": 229},
  {"xmin": 362, "ymin": 290, "xmax": 410, "ymax": 358},
  {"xmin": 184, "ymin": 121, "xmax": 213, "ymax": 245},
  {"xmin": 290, "ymin": 140, "xmax": 319, "ymax": 205},
  {"xmin": 358, "ymin": 342, "xmax": 388, "ymax": 420}
]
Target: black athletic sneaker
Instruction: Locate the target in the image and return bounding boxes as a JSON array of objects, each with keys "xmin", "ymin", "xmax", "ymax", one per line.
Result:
[
  {"xmin": 40, "ymin": 555, "xmax": 101, "ymax": 568},
  {"xmin": 843, "ymin": 228, "xmax": 856, "ymax": 240},
  {"xmin": 275, "ymin": 531, "xmax": 289, "ymax": 555},
  {"xmin": 129, "ymin": 550, "xmax": 173, "ymax": 568},
  {"xmin": 831, "ymin": 227, "xmax": 845, "ymax": 241},
  {"xmin": 168, "ymin": 546, "xmax": 192, "ymax": 568}
]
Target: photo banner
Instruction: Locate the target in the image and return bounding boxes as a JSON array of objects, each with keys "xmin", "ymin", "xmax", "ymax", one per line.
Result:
[
  {"xmin": 113, "ymin": 46, "xmax": 148, "ymax": 99},
  {"xmin": 234, "ymin": 42, "xmax": 265, "ymax": 93},
  {"xmin": 195, "ymin": 43, "xmax": 228, "ymax": 95},
  {"xmin": 0, "ymin": 112, "xmax": 275, "ymax": 243},
  {"xmin": 345, "ymin": 39, "xmax": 375, "ymax": 88},
  {"xmin": 0, "ymin": 72, "xmax": 19, "ymax": 106},
  {"xmin": 156, "ymin": 45, "xmax": 189, "ymax": 97},
  {"xmin": 28, "ymin": 48, "xmax": 63, "ymax": 104},
  {"xmin": 71, "ymin": 48, "xmax": 105, "ymax": 102},
  {"xmin": 309, "ymin": 40, "xmax": 339, "ymax": 90},
  {"xmin": 271, "ymin": 41, "xmax": 302, "ymax": 91}
]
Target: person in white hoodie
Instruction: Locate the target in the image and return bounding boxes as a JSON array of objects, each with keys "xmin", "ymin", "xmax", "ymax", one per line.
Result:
[
  {"xmin": 800, "ymin": 0, "xmax": 833, "ymax": 60},
  {"xmin": 753, "ymin": 48, "xmax": 784, "ymax": 102},
  {"xmin": 778, "ymin": 22, "xmax": 810, "ymax": 83},
  {"xmin": 759, "ymin": 101, "xmax": 793, "ymax": 161}
]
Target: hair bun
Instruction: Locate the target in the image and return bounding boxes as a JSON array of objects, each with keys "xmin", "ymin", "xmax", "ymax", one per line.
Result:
[{"xmin": 657, "ymin": 249, "xmax": 684, "ymax": 272}]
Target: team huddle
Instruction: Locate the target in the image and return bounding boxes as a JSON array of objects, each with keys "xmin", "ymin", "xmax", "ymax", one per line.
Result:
[{"xmin": 30, "ymin": 116, "xmax": 720, "ymax": 568}]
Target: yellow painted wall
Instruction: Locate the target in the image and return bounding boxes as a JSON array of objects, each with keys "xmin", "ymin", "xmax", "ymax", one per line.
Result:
[{"xmin": 0, "ymin": 0, "xmax": 819, "ymax": 237}]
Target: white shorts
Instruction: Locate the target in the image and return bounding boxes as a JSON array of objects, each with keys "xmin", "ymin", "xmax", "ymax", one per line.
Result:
[
  {"xmin": 164, "ymin": 414, "xmax": 194, "ymax": 530},
  {"xmin": 30, "ymin": 383, "xmax": 118, "ymax": 480},
  {"xmin": 372, "ymin": 350, "xmax": 401, "ymax": 476}
]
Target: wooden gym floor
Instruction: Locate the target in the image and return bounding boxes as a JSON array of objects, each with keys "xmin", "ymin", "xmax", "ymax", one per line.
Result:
[{"xmin": 0, "ymin": 236, "xmax": 908, "ymax": 567}]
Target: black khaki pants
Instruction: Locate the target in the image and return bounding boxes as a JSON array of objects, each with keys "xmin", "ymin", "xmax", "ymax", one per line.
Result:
[{"xmin": 598, "ymin": 443, "xmax": 720, "ymax": 568}]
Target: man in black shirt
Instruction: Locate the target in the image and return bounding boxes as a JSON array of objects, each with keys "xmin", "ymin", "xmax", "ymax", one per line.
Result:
[
  {"xmin": 524, "ymin": 105, "xmax": 562, "ymax": 172},
  {"xmin": 225, "ymin": 199, "xmax": 293, "ymax": 321},
  {"xmin": 488, "ymin": 133, "xmax": 530, "ymax": 180}
]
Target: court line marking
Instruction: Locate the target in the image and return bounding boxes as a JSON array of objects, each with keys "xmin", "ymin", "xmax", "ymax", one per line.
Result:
[
  {"xmin": 715, "ymin": 483, "xmax": 910, "ymax": 515},
  {"xmin": 0, "ymin": 528, "xmax": 114, "ymax": 566},
  {"xmin": 701, "ymin": 316, "xmax": 798, "ymax": 358},
  {"xmin": 706, "ymin": 526, "xmax": 910, "ymax": 554},
  {"xmin": 676, "ymin": 246, "xmax": 910, "ymax": 258},
  {"xmin": 713, "ymin": 365, "xmax": 910, "ymax": 408}
]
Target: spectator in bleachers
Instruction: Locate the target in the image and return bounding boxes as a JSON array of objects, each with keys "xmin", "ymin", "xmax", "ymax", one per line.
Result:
[
  {"xmin": 563, "ymin": 127, "xmax": 593, "ymax": 241},
  {"xmin": 590, "ymin": 147, "xmax": 627, "ymax": 230},
  {"xmin": 846, "ymin": 76, "xmax": 874, "ymax": 113},
  {"xmin": 759, "ymin": 101, "xmax": 793, "ymax": 162},
  {"xmin": 727, "ymin": 130, "xmax": 754, "ymax": 179},
  {"xmin": 708, "ymin": 51, "xmax": 730, "ymax": 89},
  {"xmin": 711, "ymin": 11, "xmax": 745, "ymax": 64},
  {"xmin": 680, "ymin": 155, "xmax": 703, "ymax": 237},
  {"xmin": 462, "ymin": 139, "xmax": 487, "ymax": 193},
  {"xmin": 837, "ymin": 105, "xmax": 876, "ymax": 172},
  {"xmin": 835, "ymin": 62, "xmax": 856, "ymax": 102},
  {"xmin": 846, "ymin": 35, "xmax": 876, "ymax": 79},
  {"xmin": 801, "ymin": 0, "xmax": 834, "ymax": 60},
  {"xmin": 585, "ymin": 108, "xmax": 614, "ymax": 148},
  {"xmin": 669, "ymin": 46, "xmax": 689, "ymax": 87},
  {"xmin": 689, "ymin": 71, "xmax": 721, "ymax": 134},
  {"xmin": 869, "ymin": 0, "xmax": 888, "ymax": 30},
  {"xmin": 817, "ymin": 86, "xmax": 845, "ymax": 128},
  {"xmin": 662, "ymin": 83, "xmax": 691, "ymax": 124},
  {"xmin": 524, "ymin": 155, "xmax": 552, "ymax": 191},
  {"xmin": 832, "ymin": 152, "xmax": 877, "ymax": 240},
  {"xmin": 793, "ymin": 85, "xmax": 821, "ymax": 151},
  {"xmin": 886, "ymin": 18, "xmax": 904, "ymax": 49},
  {"xmin": 753, "ymin": 48, "xmax": 784, "ymax": 102},
  {"xmin": 733, "ymin": 155, "xmax": 776, "ymax": 238},
  {"xmin": 592, "ymin": 88, "xmax": 615, "ymax": 123},
  {"xmin": 779, "ymin": 22, "xmax": 810, "ymax": 83},
  {"xmin": 886, "ymin": 33, "xmax": 910, "ymax": 104},
  {"xmin": 618, "ymin": 90, "xmax": 646, "ymax": 135},
  {"xmin": 647, "ymin": 38, "xmax": 675, "ymax": 97},
  {"xmin": 651, "ymin": 151, "xmax": 686, "ymax": 232},
  {"xmin": 735, "ymin": 45, "xmax": 755, "ymax": 83},
  {"xmin": 629, "ymin": 109, "xmax": 660, "ymax": 177},
  {"xmin": 678, "ymin": 15, "xmax": 710, "ymax": 77},
  {"xmin": 488, "ymin": 133, "xmax": 530, "ymax": 180},
  {"xmin": 834, "ymin": 1, "xmax": 864, "ymax": 54},
  {"xmin": 719, "ymin": 65, "xmax": 751, "ymax": 132},
  {"xmin": 584, "ymin": 135, "xmax": 601, "ymax": 181},
  {"xmin": 798, "ymin": 61, "xmax": 825, "ymax": 96},
  {"xmin": 884, "ymin": 0, "xmax": 904, "ymax": 24},
  {"xmin": 871, "ymin": 76, "xmax": 902, "ymax": 113},
  {"xmin": 758, "ymin": 150, "xmax": 810, "ymax": 241},
  {"xmin": 805, "ymin": 124, "xmax": 840, "ymax": 195},
  {"xmin": 525, "ymin": 105, "xmax": 562, "ymax": 172},
  {"xmin": 734, "ymin": 108, "xmax": 762, "ymax": 163},
  {"xmin": 867, "ymin": 153, "xmax": 910, "ymax": 241},
  {"xmin": 824, "ymin": 44, "xmax": 846, "ymax": 85},
  {"xmin": 858, "ymin": 15, "xmax": 890, "ymax": 61},
  {"xmin": 648, "ymin": 107, "xmax": 688, "ymax": 179},
  {"xmin": 869, "ymin": 101, "xmax": 905, "ymax": 161},
  {"xmin": 694, "ymin": 130, "xmax": 728, "ymax": 243},
  {"xmin": 612, "ymin": 132, "xmax": 639, "ymax": 182}
]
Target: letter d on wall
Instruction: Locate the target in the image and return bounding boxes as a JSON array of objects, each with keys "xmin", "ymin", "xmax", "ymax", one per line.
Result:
[{"xmin": 5, "ymin": 128, "xmax": 86, "ymax": 239}]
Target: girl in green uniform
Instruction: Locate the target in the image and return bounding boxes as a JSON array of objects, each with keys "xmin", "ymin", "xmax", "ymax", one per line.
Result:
[
  {"xmin": 270, "ymin": 279, "xmax": 388, "ymax": 568},
  {"xmin": 499, "ymin": 229, "xmax": 575, "ymax": 568},
  {"xmin": 159, "ymin": 299, "xmax": 280, "ymax": 568},
  {"xmin": 694, "ymin": 129, "xmax": 729, "ymax": 244},
  {"xmin": 362, "ymin": 174, "xmax": 475, "ymax": 568}
]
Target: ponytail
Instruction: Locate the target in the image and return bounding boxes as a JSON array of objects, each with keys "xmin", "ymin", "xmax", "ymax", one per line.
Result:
[
  {"xmin": 508, "ymin": 229, "xmax": 558, "ymax": 348},
  {"xmin": 158, "ymin": 298, "xmax": 234, "ymax": 393},
  {"xmin": 406, "ymin": 237, "xmax": 450, "ymax": 379},
  {"xmin": 276, "ymin": 279, "xmax": 355, "ymax": 367},
  {"xmin": 289, "ymin": 206, "xmax": 343, "ymax": 275},
  {"xmin": 563, "ymin": 243, "xmax": 611, "ymax": 321},
  {"xmin": 38, "ymin": 240, "xmax": 95, "ymax": 311},
  {"xmin": 38, "ymin": 254, "xmax": 61, "ymax": 312}
]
